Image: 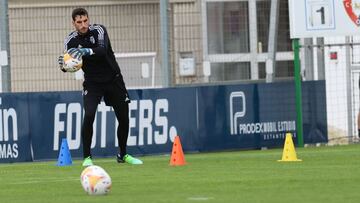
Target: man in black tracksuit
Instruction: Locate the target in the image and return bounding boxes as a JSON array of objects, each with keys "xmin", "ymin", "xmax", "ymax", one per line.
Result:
[{"xmin": 59, "ymin": 8, "xmax": 142, "ymax": 166}]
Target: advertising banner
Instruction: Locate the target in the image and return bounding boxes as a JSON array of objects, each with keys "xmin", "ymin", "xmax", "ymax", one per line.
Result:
[
  {"xmin": 197, "ymin": 81, "xmax": 327, "ymax": 152},
  {"xmin": 0, "ymin": 94, "xmax": 32, "ymax": 163},
  {"xmin": 0, "ymin": 81, "xmax": 328, "ymax": 162},
  {"xmin": 29, "ymin": 88, "xmax": 198, "ymax": 160}
]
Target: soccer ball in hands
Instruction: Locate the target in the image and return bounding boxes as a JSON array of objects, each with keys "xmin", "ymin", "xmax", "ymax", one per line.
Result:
[
  {"xmin": 63, "ymin": 52, "xmax": 83, "ymax": 72},
  {"xmin": 80, "ymin": 165, "xmax": 112, "ymax": 195}
]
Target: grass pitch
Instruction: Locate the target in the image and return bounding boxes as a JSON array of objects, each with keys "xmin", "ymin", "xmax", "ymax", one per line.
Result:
[{"xmin": 0, "ymin": 144, "xmax": 360, "ymax": 203}]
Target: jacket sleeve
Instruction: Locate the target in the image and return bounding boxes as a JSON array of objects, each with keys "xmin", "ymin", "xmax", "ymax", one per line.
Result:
[
  {"xmin": 64, "ymin": 32, "xmax": 78, "ymax": 51},
  {"xmin": 92, "ymin": 25, "xmax": 109, "ymax": 56}
]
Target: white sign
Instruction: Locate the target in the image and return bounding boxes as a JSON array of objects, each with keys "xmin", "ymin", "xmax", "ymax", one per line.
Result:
[
  {"xmin": 289, "ymin": 0, "xmax": 360, "ymax": 38},
  {"xmin": 74, "ymin": 68, "xmax": 84, "ymax": 80},
  {"xmin": 179, "ymin": 57, "xmax": 195, "ymax": 76},
  {"xmin": 0, "ymin": 51, "xmax": 7, "ymax": 66},
  {"xmin": 141, "ymin": 62, "xmax": 150, "ymax": 78}
]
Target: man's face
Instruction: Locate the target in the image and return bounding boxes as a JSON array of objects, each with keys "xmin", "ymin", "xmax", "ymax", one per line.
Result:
[{"xmin": 72, "ymin": 15, "xmax": 89, "ymax": 35}]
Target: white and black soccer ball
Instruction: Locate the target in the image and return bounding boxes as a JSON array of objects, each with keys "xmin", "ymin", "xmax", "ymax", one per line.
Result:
[
  {"xmin": 63, "ymin": 53, "xmax": 83, "ymax": 72},
  {"xmin": 80, "ymin": 165, "xmax": 112, "ymax": 195}
]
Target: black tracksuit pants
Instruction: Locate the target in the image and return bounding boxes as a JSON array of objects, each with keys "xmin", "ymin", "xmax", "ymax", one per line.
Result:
[{"xmin": 81, "ymin": 77, "xmax": 130, "ymax": 159}]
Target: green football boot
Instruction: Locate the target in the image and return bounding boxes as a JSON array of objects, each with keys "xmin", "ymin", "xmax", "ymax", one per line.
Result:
[
  {"xmin": 82, "ymin": 156, "xmax": 94, "ymax": 167},
  {"xmin": 117, "ymin": 154, "xmax": 143, "ymax": 165}
]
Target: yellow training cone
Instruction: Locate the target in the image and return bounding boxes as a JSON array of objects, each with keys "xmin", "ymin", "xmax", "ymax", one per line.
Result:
[{"xmin": 278, "ymin": 133, "xmax": 302, "ymax": 162}]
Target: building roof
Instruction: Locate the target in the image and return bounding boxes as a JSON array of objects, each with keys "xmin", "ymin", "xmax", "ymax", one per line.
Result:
[{"xmin": 8, "ymin": 0, "xmax": 159, "ymax": 8}]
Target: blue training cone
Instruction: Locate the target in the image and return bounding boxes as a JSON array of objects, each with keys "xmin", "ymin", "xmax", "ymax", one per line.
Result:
[{"xmin": 57, "ymin": 138, "xmax": 72, "ymax": 166}]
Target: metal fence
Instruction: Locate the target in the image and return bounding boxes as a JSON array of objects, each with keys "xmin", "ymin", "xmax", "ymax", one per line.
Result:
[
  {"xmin": 8, "ymin": 1, "xmax": 163, "ymax": 92},
  {"xmin": 2, "ymin": 0, "xmax": 359, "ymax": 145},
  {"xmin": 5, "ymin": 0, "xmax": 297, "ymax": 92},
  {"xmin": 300, "ymin": 38, "xmax": 360, "ymax": 144}
]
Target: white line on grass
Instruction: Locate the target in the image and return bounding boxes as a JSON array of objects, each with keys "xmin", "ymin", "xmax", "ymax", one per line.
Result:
[
  {"xmin": 8, "ymin": 178, "xmax": 79, "ymax": 185},
  {"xmin": 187, "ymin": 197, "xmax": 214, "ymax": 201}
]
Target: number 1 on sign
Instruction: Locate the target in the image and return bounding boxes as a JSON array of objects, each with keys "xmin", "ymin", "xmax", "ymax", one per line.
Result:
[
  {"xmin": 305, "ymin": 0, "xmax": 335, "ymax": 30},
  {"xmin": 316, "ymin": 6, "xmax": 325, "ymax": 24}
]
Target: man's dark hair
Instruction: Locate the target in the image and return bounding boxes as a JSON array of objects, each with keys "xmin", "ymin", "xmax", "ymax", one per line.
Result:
[{"xmin": 72, "ymin": 8, "xmax": 88, "ymax": 21}]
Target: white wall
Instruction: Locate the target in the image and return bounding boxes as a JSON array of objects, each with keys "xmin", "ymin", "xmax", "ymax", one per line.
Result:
[{"xmin": 323, "ymin": 37, "xmax": 349, "ymax": 140}]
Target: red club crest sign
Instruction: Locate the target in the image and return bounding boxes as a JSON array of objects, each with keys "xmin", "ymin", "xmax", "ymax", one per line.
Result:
[{"xmin": 343, "ymin": 0, "xmax": 360, "ymax": 26}]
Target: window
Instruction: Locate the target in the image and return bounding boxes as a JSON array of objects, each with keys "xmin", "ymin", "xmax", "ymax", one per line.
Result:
[
  {"xmin": 206, "ymin": 1, "xmax": 249, "ymax": 54},
  {"xmin": 256, "ymin": 0, "xmax": 292, "ymax": 52},
  {"xmin": 203, "ymin": 0, "xmax": 294, "ymax": 83},
  {"xmin": 210, "ymin": 62, "xmax": 251, "ymax": 82}
]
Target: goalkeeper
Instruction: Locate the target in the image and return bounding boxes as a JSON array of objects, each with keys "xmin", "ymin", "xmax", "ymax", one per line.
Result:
[{"xmin": 58, "ymin": 8, "xmax": 143, "ymax": 166}]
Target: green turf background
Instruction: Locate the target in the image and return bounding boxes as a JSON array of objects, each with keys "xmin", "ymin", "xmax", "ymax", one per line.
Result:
[{"xmin": 0, "ymin": 145, "xmax": 359, "ymax": 203}]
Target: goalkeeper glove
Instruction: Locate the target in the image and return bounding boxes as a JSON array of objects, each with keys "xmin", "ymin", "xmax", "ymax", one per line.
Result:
[
  {"xmin": 68, "ymin": 48, "xmax": 93, "ymax": 59},
  {"xmin": 58, "ymin": 55, "xmax": 66, "ymax": 73},
  {"xmin": 79, "ymin": 48, "xmax": 93, "ymax": 56}
]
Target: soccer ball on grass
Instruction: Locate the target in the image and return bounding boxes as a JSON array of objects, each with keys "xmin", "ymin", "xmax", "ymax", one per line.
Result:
[{"xmin": 80, "ymin": 165, "xmax": 112, "ymax": 195}]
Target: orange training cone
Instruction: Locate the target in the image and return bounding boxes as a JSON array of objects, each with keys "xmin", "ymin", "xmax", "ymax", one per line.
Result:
[
  {"xmin": 278, "ymin": 133, "xmax": 302, "ymax": 162},
  {"xmin": 170, "ymin": 136, "xmax": 186, "ymax": 166}
]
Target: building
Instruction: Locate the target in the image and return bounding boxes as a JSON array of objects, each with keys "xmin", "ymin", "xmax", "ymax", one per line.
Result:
[
  {"xmin": 7, "ymin": 0, "xmax": 293, "ymax": 92},
  {"xmin": 4, "ymin": 0, "xmax": 359, "ymax": 141}
]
